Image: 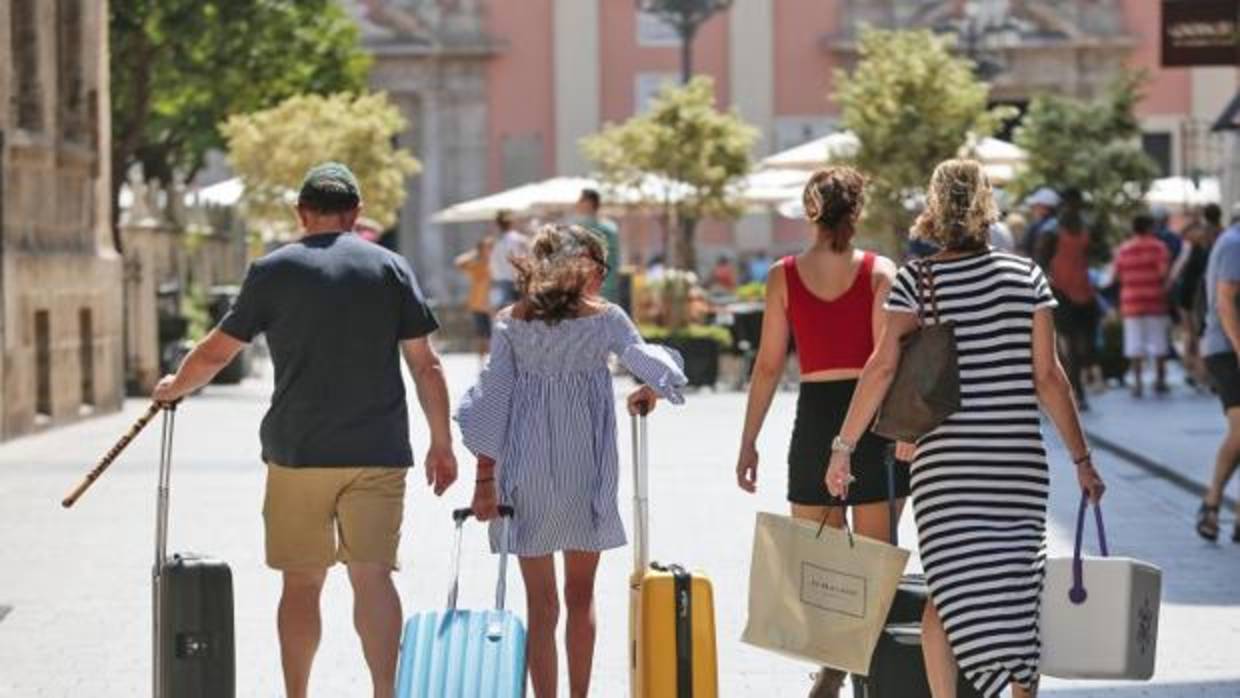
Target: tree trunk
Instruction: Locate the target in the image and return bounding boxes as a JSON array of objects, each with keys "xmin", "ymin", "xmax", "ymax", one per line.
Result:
[{"xmin": 676, "ymin": 216, "xmax": 698, "ymax": 272}]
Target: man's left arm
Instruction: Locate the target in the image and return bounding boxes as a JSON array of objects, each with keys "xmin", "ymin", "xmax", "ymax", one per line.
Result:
[
  {"xmin": 153, "ymin": 329, "xmax": 246, "ymax": 403},
  {"xmin": 401, "ymin": 338, "xmax": 457, "ymax": 495}
]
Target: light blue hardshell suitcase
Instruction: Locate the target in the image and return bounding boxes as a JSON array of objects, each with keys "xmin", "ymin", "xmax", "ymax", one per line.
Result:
[{"xmin": 395, "ymin": 506, "xmax": 527, "ymax": 697}]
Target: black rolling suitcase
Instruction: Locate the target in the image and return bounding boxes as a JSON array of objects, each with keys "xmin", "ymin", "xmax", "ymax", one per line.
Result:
[
  {"xmin": 852, "ymin": 449, "xmax": 981, "ymax": 698},
  {"xmin": 153, "ymin": 406, "xmax": 235, "ymax": 698}
]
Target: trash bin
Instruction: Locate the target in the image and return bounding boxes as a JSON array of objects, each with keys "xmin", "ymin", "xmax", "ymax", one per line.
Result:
[{"xmin": 207, "ymin": 285, "xmax": 252, "ymax": 384}]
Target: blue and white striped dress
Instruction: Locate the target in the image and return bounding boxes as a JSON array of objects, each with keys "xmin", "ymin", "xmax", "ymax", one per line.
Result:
[{"xmin": 456, "ymin": 304, "xmax": 687, "ymax": 556}]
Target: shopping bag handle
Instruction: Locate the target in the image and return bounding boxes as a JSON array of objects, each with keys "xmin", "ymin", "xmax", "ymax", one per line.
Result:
[
  {"xmin": 1070, "ymin": 491, "xmax": 1109, "ymax": 604},
  {"xmin": 815, "ymin": 506, "xmax": 855, "ymax": 548}
]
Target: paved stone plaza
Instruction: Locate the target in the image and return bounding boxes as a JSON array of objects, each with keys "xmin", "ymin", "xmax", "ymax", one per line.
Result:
[{"xmin": 1, "ymin": 355, "xmax": 1238, "ymax": 697}]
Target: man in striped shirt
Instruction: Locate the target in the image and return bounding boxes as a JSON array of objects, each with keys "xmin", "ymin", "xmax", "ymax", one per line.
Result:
[{"xmin": 1115, "ymin": 213, "xmax": 1171, "ymax": 397}]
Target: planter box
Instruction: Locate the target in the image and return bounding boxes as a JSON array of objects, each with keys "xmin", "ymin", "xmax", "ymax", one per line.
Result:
[{"xmin": 656, "ymin": 337, "xmax": 720, "ymax": 388}]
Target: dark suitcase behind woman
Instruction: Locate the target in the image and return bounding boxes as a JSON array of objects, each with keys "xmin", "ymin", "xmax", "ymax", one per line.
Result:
[
  {"xmin": 851, "ymin": 451, "xmax": 981, "ymax": 698},
  {"xmin": 153, "ymin": 407, "xmax": 235, "ymax": 698}
]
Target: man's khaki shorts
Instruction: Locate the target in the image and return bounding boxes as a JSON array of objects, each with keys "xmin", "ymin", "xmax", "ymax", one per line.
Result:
[{"xmin": 263, "ymin": 463, "xmax": 407, "ymax": 570}]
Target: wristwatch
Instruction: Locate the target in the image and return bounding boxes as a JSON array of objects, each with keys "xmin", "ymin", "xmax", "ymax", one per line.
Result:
[{"xmin": 831, "ymin": 436, "xmax": 856, "ymax": 455}]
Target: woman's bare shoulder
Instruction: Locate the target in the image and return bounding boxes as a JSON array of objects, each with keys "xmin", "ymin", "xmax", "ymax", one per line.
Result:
[{"xmin": 869, "ymin": 252, "xmax": 899, "ymax": 286}]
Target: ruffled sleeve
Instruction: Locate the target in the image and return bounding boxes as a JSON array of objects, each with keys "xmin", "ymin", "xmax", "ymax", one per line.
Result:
[
  {"xmin": 454, "ymin": 319, "xmax": 517, "ymax": 460},
  {"xmin": 607, "ymin": 306, "xmax": 688, "ymax": 405}
]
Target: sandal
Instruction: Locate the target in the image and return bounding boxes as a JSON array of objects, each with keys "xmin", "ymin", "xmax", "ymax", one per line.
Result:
[
  {"xmin": 1233, "ymin": 523, "xmax": 1240, "ymax": 544},
  {"xmin": 1197, "ymin": 502, "xmax": 1220, "ymax": 542}
]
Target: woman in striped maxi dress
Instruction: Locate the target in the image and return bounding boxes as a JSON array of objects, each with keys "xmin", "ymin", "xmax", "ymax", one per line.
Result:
[
  {"xmin": 457, "ymin": 224, "xmax": 687, "ymax": 698},
  {"xmin": 825, "ymin": 160, "xmax": 1106, "ymax": 698}
]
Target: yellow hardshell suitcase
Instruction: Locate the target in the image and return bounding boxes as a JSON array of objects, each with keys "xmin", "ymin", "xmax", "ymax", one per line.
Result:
[{"xmin": 628, "ymin": 412, "xmax": 719, "ymax": 698}]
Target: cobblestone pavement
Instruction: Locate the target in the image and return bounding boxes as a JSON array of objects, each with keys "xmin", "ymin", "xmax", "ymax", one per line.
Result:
[{"xmin": 1, "ymin": 355, "xmax": 1238, "ymax": 697}]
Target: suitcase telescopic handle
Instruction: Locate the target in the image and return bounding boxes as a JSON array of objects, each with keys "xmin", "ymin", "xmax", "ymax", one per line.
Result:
[
  {"xmin": 151, "ymin": 404, "xmax": 177, "ymax": 698},
  {"xmin": 630, "ymin": 412, "xmax": 650, "ymax": 576},
  {"xmin": 446, "ymin": 506, "xmax": 515, "ymax": 613},
  {"xmin": 451, "ymin": 505, "xmax": 515, "ymax": 523}
]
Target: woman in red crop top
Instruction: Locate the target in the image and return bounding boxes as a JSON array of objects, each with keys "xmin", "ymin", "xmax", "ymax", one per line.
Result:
[{"xmin": 734, "ymin": 167, "xmax": 912, "ymax": 698}]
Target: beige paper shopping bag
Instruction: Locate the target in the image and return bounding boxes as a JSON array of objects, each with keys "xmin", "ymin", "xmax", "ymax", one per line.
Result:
[{"xmin": 741, "ymin": 511, "xmax": 909, "ymax": 675}]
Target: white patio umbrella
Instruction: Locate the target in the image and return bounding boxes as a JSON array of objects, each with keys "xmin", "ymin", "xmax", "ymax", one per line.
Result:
[
  {"xmin": 430, "ymin": 177, "xmax": 595, "ymax": 224},
  {"xmin": 1145, "ymin": 176, "xmax": 1221, "ymax": 211},
  {"xmin": 431, "ymin": 174, "xmax": 694, "ymax": 224},
  {"xmin": 760, "ymin": 131, "xmax": 861, "ymax": 171},
  {"xmin": 190, "ymin": 177, "xmax": 245, "ymax": 207},
  {"xmin": 737, "ymin": 168, "xmax": 812, "ymax": 209},
  {"xmin": 971, "ymin": 137, "xmax": 1026, "ymax": 165}
]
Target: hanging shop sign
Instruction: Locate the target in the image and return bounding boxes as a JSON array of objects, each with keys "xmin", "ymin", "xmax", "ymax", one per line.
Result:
[{"xmin": 1162, "ymin": 0, "xmax": 1239, "ymax": 67}]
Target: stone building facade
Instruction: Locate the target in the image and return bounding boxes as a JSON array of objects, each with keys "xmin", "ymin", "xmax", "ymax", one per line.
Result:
[
  {"xmin": 346, "ymin": 0, "xmax": 1238, "ymax": 294},
  {"xmin": 0, "ymin": 0, "xmax": 124, "ymax": 438},
  {"xmin": 341, "ymin": 0, "xmax": 501, "ymax": 300}
]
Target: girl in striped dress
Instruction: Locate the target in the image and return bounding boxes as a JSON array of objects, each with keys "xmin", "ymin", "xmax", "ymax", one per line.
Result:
[
  {"xmin": 825, "ymin": 160, "xmax": 1106, "ymax": 698},
  {"xmin": 457, "ymin": 224, "xmax": 687, "ymax": 698}
]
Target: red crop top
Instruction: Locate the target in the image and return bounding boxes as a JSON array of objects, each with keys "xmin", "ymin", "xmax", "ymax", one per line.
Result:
[{"xmin": 783, "ymin": 253, "xmax": 876, "ymax": 374}]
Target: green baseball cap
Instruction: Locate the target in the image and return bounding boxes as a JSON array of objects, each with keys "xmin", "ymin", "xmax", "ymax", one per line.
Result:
[{"xmin": 298, "ymin": 161, "xmax": 361, "ymax": 211}]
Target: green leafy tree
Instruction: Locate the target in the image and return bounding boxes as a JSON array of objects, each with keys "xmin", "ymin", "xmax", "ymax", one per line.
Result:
[
  {"xmin": 221, "ymin": 92, "xmax": 420, "ymax": 237},
  {"xmin": 111, "ymin": 0, "xmax": 370, "ymax": 245},
  {"xmin": 1013, "ymin": 72, "xmax": 1159, "ymax": 249},
  {"xmin": 581, "ymin": 77, "xmax": 758, "ymax": 271},
  {"xmin": 835, "ymin": 28, "xmax": 1013, "ymax": 251}
]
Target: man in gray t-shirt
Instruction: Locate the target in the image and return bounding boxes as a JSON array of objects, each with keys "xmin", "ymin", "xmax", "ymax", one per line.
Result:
[{"xmin": 1198, "ymin": 223, "xmax": 1240, "ymax": 542}]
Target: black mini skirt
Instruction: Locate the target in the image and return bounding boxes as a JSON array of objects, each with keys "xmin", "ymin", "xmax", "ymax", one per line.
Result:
[{"xmin": 787, "ymin": 380, "xmax": 911, "ymax": 506}]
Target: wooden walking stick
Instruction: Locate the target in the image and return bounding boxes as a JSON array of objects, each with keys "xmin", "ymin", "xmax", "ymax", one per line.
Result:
[{"xmin": 62, "ymin": 402, "xmax": 167, "ymax": 508}]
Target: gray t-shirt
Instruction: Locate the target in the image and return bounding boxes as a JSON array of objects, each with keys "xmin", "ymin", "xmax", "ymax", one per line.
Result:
[
  {"xmin": 1202, "ymin": 225, "xmax": 1240, "ymax": 357},
  {"xmin": 219, "ymin": 232, "xmax": 438, "ymax": 467}
]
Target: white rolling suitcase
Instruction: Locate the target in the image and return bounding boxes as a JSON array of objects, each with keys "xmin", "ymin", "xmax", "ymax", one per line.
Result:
[{"xmin": 1041, "ymin": 493, "xmax": 1161, "ymax": 680}]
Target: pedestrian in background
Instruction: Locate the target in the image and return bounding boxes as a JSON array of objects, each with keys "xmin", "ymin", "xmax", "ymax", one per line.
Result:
[
  {"xmin": 354, "ymin": 216, "xmax": 385, "ymax": 244},
  {"xmin": 734, "ymin": 167, "xmax": 909, "ymax": 698},
  {"xmin": 1047, "ymin": 210, "xmax": 1099, "ymax": 410},
  {"xmin": 457, "ymin": 224, "xmax": 687, "ymax": 698},
  {"xmin": 827, "ymin": 158, "xmax": 1104, "ymax": 698},
  {"xmin": 153, "ymin": 162, "xmax": 457, "ymax": 698},
  {"xmin": 456, "ymin": 236, "xmax": 495, "ymax": 363},
  {"xmin": 988, "ymin": 220, "xmax": 1015, "ymax": 253},
  {"xmin": 1197, "ymin": 213, "xmax": 1240, "ymax": 542},
  {"xmin": 747, "ymin": 251, "xmax": 774, "ymax": 284},
  {"xmin": 575, "ymin": 188, "xmax": 622, "ymax": 304},
  {"xmin": 1178, "ymin": 204, "xmax": 1222, "ymax": 388},
  {"xmin": 1021, "ymin": 187, "xmax": 1060, "ymax": 262},
  {"xmin": 1115, "ymin": 214, "xmax": 1172, "ymax": 397},
  {"xmin": 710, "ymin": 254, "xmax": 739, "ymax": 293},
  {"xmin": 489, "ymin": 209, "xmax": 530, "ymax": 310}
]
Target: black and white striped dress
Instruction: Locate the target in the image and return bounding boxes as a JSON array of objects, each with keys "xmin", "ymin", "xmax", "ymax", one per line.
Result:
[{"xmin": 885, "ymin": 250, "xmax": 1057, "ymax": 697}]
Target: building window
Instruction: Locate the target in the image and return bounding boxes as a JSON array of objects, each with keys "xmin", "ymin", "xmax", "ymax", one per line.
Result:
[
  {"xmin": 35, "ymin": 310, "xmax": 52, "ymax": 418},
  {"xmin": 635, "ymin": 73, "xmax": 678, "ymax": 114},
  {"xmin": 12, "ymin": 0, "xmax": 43, "ymax": 131},
  {"xmin": 58, "ymin": 0, "xmax": 86, "ymax": 142},
  {"xmin": 637, "ymin": 11, "xmax": 680, "ymax": 47},
  {"xmin": 1141, "ymin": 132, "xmax": 1173, "ymax": 178},
  {"xmin": 79, "ymin": 308, "xmax": 94, "ymax": 408}
]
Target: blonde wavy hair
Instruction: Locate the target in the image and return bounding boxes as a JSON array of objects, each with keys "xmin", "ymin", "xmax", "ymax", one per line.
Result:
[
  {"xmin": 511, "ymin": 223, "xmax": 607, "ymax": 324},
  {"xmin": 912, "ymin": 159, "xmax": 998, "ymax": 250}
]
